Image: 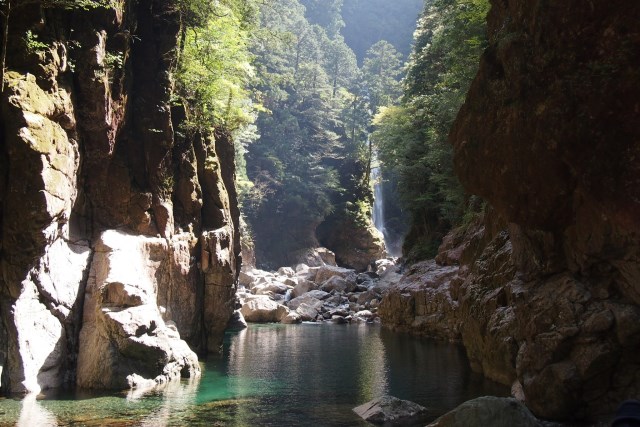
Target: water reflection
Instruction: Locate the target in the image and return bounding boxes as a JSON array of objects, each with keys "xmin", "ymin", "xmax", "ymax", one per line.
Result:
[
  {"xmin": 137, "ymin": 376, "xmax": 200, "ymax": 426},
  {"xmin": 379, "ymin": 328, "xmax": 509, "ymax": 415},
  {"xmin": 17, "ymin": 394, "xmax": 57, "ymax": 427},
  {"xmin": 0, "ymin": 324, "xmax": 509, "ymax": 426},
  {"xmin": 356, "ymin": 323, "xmax": 388, "ymax": 402}
]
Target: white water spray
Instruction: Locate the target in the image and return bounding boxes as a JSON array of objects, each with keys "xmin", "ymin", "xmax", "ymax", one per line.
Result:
[{"xmin": 372, "ymin": 165, "xmax": 401, "ymax": 257}]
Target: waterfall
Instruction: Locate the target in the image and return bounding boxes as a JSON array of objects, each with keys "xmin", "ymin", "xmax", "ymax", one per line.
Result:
[
  {"xmin": 372, "ymin": 166, "xmax": 386, "ymax": 237},
  {"xmin": 372, "ymin": 165, "xmax": 400, "ymax": 257}
]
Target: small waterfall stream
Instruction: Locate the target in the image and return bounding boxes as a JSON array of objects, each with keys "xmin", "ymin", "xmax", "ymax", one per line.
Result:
[
  {"xmin": 372, "ymin": 165, "xmax": 401, "ymax": 257},
  {"xmin": 372, "ymin": 166, "xmax": 387, "ymax": 238}
]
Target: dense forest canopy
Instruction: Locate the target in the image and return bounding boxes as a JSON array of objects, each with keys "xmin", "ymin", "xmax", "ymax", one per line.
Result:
[
  {"xmin": 236, "ymin": 0, "xmax": 410, "ymax": 268},
  {"xmin": 372, "ymin": 0, "xmax": 490, "ymax": 260},
  {"xmin": 171, "ymin": 0, "xmax": 491, "ymax": 267}
]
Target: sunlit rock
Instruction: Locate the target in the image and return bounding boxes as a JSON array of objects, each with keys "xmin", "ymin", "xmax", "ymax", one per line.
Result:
[
  {"xmin": 320, "ymin": 276, "xmax": 355, "ymax": 293},
  {"xmin": 240, "ymin": 295, "xmax": 289, "ymax": 323},
  {"xmin": 277, "ymin": 266, "xmax": 296, "ymax": 277},
  {"xmin": 295, "ymin": 303, "xmax": 320, "ymax": 321},
  {"xmin": 76, "ymin": 230, "xmax": 200, "ymax": 389},
  {"xmin": 353, "ymin": 395, "xmax": 427, "ymax": 424},
  {"xmin": 295, "ymin": 247, "xmax": 337, "ymax": 267},
  {"xmin": 287, "ymin": 291, "xmax": 328, "ymax": 311},
  {"xmin": 292, "ymin": 279, "xmax": 317, "ymax": 298},
  {"xmin": 315, "ymin": 265, "xmax": 356, "ymax": 284},
  {"xmin": 280, "ymin": 311, "xmax": 302, "ymax": 324}
]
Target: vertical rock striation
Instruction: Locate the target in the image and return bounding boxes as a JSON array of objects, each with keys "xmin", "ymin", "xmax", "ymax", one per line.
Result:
[{"xmin": 0, "ymin": 0, "xmax": 240, "ymax": 394}]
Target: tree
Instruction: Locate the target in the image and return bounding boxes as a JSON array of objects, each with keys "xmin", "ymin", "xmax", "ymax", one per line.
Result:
[
  {"xmin": 299, "ymin": 0, "xmax": 344, "ymax": 38},
  {"xmin": 175, "ymin": 0, "xmax": 260, "ymax": 133},
  {"xmin": 362, "ymin": 40, "xmax": 403, "ymax": 113},
  {"xmin": 324, "ymin": 36, "xmax": 358, "ymax": 97},
  {"xmin": 371, "ymin": 0, "xmax": 490, "ymax": 260}
]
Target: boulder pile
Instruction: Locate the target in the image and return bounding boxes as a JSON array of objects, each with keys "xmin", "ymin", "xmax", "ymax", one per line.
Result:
[{"xmin": 233, "ymin": 251, "xmax": 401, "ymax": 327}]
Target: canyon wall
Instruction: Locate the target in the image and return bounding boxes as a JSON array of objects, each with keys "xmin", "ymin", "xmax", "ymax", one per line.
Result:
[
  {"xmin": 0, "ymin": 0, "xmax": 240, "ymax": 394},
  {"xmin": 381, "ymin": 0, "xmax": 640, "ymax": 421}
]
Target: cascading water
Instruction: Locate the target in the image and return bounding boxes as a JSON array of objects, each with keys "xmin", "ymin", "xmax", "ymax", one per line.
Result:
[
  {"xmin": 372, "ymin": 165, "xmax": 401, "ymax": 257},
  {"xmin": 372, "ymin": 166, "xmax": 386, "ymax": 237}
]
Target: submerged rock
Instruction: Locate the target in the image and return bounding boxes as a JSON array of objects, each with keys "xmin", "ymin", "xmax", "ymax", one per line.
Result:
[
  {"xmin": 353, "ymin": 395, "xmax": 427, "ymax": 424},
  {"xmin": 427, "ymin": 397, "xmax": 543, "ymax": 427}
]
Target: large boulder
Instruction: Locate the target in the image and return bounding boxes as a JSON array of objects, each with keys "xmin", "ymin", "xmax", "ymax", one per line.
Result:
[
  {"xmin": 317, "ymin": 214, "xmax": 386, "ymax": 271},
  {"xmin": 427, "ymin": 397, "xmax": 542, "ymax": 427},
  {"xmin": 240, "ymin": 296, "xmax": 290, "ymax": 323},
  {"xmin": 315, "ymin": 265, "xmax": 357, "ymax": 284},
  {"xmin": 296, "ymin": 303, "xmax": 321, "ymax": 321},
  {"xmin": 320, "ymin": 276, "xmax": 356, "ymax": 293},
  {"xmin": 287, "ymin": 291, "xmax": 329, "ymax": 311},
  {"xmin": 295, "ymin": 247, "xmax": 337, "ymax": 267},
  {"xmin": 280, "ymin": 311, "xmax": 302, "ymax": 324},
  {"xmin": 292, "ymin": 279, "xmax": 318, "ymax": 298},
  {"xmin": 353, "ymin": 395, "xmax": 427, "ymax": 424},
  {"xmin": 77, "ymin": 230, "xmax": 200, "ymax": 389}
]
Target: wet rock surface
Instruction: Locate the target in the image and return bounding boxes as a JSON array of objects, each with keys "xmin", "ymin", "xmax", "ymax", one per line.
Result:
[
  {"xmin": 353, "ymin": 395, "xmax": 427, "ymax": 424},
  {"xmin": 426, "ymin": 397, "xmax": 544, "ymax": 427}
]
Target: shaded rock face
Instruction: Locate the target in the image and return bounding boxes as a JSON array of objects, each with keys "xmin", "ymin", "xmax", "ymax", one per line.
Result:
[
  {"xmin": 427, "ymin": 397, "xmax": 542, "ymax": 427},
  {"xmin": 383, "ymin": 2, "xmax": 640, "ymax": 421},
  {"xmin": 381, "ymin": 209, "xmax": 640, "ymax": 420},
  {"xmin": 452, "ymin": 1, "xmax": 640, "ymax": 235},
  {"xmin": 0, "ymin": 0, "xmax": 240, "ymax": 394},
  {"xmin": 317, "ymin": 215, "xmax": 386, "ymax": 271},
  {"xmin": 450, "ymin": 0, "xmax": 640, "ymax": 421}
]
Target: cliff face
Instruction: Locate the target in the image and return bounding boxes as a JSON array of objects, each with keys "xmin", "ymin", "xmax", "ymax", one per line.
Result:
[
  {"xmin": 0, "ymin": 0, "xmax": 240, "ymax": 394},
  {"xmin": 381, "ymin": 0, "xmax": 640, "ymax": 421}
]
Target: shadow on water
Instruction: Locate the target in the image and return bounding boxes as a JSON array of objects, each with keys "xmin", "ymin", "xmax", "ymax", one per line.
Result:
[{"xmin": 0, "ymin": 323, "xmax": 510, "ymax": 426}]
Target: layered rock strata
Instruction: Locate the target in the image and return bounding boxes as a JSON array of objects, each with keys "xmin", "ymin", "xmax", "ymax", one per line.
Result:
[
  {"xmin": 382, "ymin": 1, "xmax": 640, "ymax": 421},
  {"xmin": 0, "ymin": 0, "xmax": 239, "ymax": 394}
]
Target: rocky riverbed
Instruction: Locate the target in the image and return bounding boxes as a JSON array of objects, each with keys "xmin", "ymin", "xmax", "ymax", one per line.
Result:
[{"xmin": 232, "ymin": 248, "xmax": 402, "ymax": 327}]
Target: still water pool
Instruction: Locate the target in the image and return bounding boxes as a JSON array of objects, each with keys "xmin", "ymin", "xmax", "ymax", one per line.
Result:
[{"xmin": 0, "ymin": 323, "xmax": 508, "ymax": 426}]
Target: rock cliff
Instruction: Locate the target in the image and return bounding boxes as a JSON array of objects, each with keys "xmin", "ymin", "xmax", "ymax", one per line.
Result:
[
  {"xmin": 0, "ymin": 0, "xmax": 240, "ymax": 394},
  {"xmin": 381, "ymin": 0, "xmax": 640, "ymax": 422}
]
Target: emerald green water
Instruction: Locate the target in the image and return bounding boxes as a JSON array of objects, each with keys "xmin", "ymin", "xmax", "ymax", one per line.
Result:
[{"xmin": 0, "ymin": 324, "xmax": 508, "ymax": 426}]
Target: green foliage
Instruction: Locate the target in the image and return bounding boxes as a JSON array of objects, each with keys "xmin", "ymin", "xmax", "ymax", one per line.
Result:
[
  {"xmin": 234, "ymin": 0, "xmax": 421, "ymax": 267},
  {"xmin": 362, "ymin": 40, "xmax": 403, "ymax": 113},
  {"xmin": 23, "ymin": 30, "xmax": 48, "ymax": 54},
  {"xmin": 372, "ymin": 0, "xmax": 490, "ymax": 260},
  {"xmin": 175, "ymin": 0, "xmax": 260, "ymax": 134},
  {"xmin": 299, "ymin": 0, "xmax": 345, "ymax": 38},
  {"xmin": 104, "ymin": 51, "xmax": 123, "ymax": 69},
  {"xmin": 1, "ymin": 0, "xmax": 119, "ymax": 10},
  {"xmin": 243, "ymin": 0, "xmax": 377, "ymax": 266}
]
